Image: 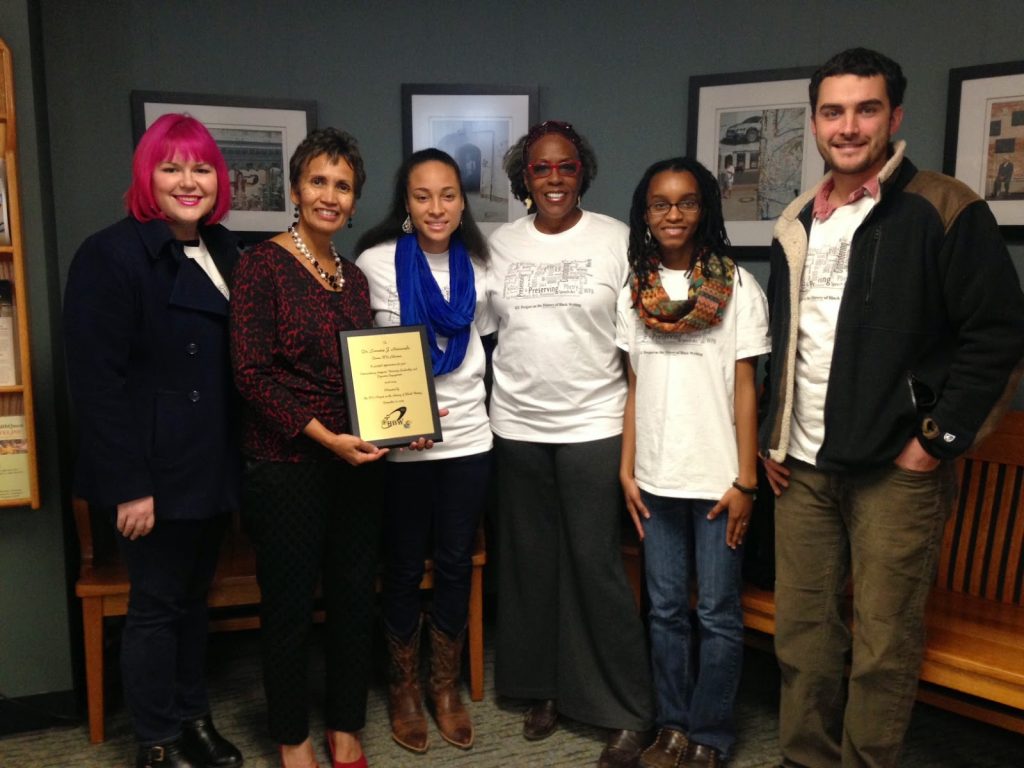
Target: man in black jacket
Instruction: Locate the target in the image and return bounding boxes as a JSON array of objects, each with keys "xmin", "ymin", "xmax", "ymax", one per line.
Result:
[{"xmin": 759, "ymin": 48, "xmax": 1024, "ymax": 768}]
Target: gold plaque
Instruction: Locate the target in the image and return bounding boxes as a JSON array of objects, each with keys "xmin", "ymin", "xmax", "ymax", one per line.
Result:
[{"xmin": 338, "ymin": 325, "xmax": 443, "ymax": 447}]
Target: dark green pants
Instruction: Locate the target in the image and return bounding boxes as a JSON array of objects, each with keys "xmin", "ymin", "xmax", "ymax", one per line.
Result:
[{"xmin": 775, "ymin": 459, "xmax": 956, "ymax": 768}]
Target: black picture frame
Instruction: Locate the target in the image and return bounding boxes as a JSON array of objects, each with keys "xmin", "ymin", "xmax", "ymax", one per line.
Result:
[
  {"xmin": 687, "ymin": 67, "xmax": 818, "ymax": 260},
  {"xmin": 130, "ymin": 90, "xmax": 317, "ymax": 242},
  {"xmin": 943, "ymin": 61, "xmax": 1024, "ymax": 237},
  {"xmin": 401, "ymin": 83, "xmax": 538, "ymax": 226}
]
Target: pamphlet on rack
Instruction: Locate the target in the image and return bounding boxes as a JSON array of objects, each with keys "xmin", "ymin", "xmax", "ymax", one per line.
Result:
[{"xmin": 0, "ymin": 413, "xmax": 29, "ymax": 500}]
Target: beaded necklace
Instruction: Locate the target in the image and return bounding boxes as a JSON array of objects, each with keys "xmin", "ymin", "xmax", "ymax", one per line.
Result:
[{"xmin": 289, "ymin": 225, "xmax": 344, "ymax": 291}]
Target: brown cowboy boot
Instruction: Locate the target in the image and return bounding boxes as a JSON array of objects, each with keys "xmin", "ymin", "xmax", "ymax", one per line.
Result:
[
  {"xmin": 427, "ymin": 620, "xmax": 474, "ymax": 749},
  {"xmin": 385, "ymin": 619, "xmax": 429, "ymax": 753}
]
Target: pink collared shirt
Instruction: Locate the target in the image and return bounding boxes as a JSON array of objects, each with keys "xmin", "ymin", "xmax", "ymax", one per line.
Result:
[{"xmin": 812, "ymin": 176, "xmax": 881, "ymax": 222}]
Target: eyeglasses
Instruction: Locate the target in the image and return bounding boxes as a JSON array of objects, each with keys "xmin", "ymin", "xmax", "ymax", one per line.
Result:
[
  {"xmin": 526, "ymin": 159, "xmax": 583, "ymax": 178},
  {"xmin": 647, "ymin": 199, "xmax": 701, "ymax": 216}
]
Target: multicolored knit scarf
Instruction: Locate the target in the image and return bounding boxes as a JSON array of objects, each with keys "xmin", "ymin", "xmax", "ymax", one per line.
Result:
[{"xmin": 631, "ymin": 252, "xmax": 736, "ymax": 334}]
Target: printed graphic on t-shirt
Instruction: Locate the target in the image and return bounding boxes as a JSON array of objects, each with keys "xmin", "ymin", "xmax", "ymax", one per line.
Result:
[
  {"xmin": 386, "ymin": 283, "xmax": 450, "ymax": 316},
  {"xmin": 801, "ymin": 238, "xmax": 849, "ymax": 301},
  {"xmin": 635, "ymin": 323, "xmax": 717, "ymax": 350},
  {"xmin": 503, "ymin": 260, "xmax": 595, "ymax": 298}
]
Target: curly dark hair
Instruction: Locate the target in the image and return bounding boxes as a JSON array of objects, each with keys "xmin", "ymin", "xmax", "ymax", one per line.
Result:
[
  {"xmin": 289, "ymin": 127, "xmax": 367, "ymax": 198},
  {"xmin": 502, "ymin": 120, "xmax": 598, "ymax": 213},
  {"xmin": 627, "ymin": 157, "xmax": 731, "ymax": 302},
  {"xmin": 810, "ymin": 47, "xmax": 907, "ymax": 111},
  {"xmin": 353, "ymin": 147, "xmax": 488, "ymax": 262}
]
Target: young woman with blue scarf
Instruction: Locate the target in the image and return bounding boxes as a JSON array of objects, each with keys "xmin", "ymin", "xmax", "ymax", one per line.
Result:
[{"xmin": 355, "ymin": 148, "xmax": 493, "ymax": 755}]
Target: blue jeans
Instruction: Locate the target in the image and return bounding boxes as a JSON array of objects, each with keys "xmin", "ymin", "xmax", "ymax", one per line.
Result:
[{"xmin": 641, "ymin": 491, "xmax": 744, "ymax": 758}]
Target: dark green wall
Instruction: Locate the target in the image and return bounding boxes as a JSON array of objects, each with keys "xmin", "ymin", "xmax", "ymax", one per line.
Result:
[
  {"xmin": 1, "ymin": 0, "xmax": 1022, "ymax": 701},
  {"xmin": 38, "ymin": 1, "xmax": 1024, "ymax": 276},
  {"xmin": 0, "ymin": 0, "xmax": 74, "ymax": 698}
]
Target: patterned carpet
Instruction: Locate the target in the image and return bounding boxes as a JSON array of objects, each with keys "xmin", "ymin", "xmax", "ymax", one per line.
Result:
[{"xmin": 1, "ymin": 624, "xmax": 1021, "ymax": 767}]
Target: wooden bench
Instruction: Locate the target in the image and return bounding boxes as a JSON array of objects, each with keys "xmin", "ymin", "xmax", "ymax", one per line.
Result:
[
  {"xmin": 622, "ymin": 410, "xmax": 1024, "ymax": 734},
  {"xmin": 917, "ymin": 410, "xmax": 1024, "ymax": 732},
  {"xmin": 72, "ymin": 499, "xmax": 487, "ymax": 743},
  {"xmin": 739, "ymin": 410, "xmax": 1024, "ymax": 734}
]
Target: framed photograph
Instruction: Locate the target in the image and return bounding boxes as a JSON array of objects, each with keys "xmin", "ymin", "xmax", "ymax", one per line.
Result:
[
  {"xmin": 402, "ymin": 84, "xmax": 538, "ymax": 230},
  {"xmin": 687, "ymin": 67, "xmax": 820, "ymax": 255},
  {"xmin": 338, "ymin": 325, "xmax": 442, "ymax": 448},
  {"xmin": 131, "ymin": 91, "xmax": 317, "ymax": 240},
  {"xmin": 944, "ymin": 60, "xmax": 1024, "ymax": 232}
]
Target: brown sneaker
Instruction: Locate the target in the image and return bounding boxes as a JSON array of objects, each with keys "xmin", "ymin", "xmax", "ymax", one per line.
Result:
[{"xmin": 640, "ymin": 727, "xmax": 689, "ymax": 768}]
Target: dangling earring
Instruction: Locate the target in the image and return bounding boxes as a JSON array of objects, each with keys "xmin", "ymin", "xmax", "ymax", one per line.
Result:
[
  {"xmin": 292, "ymin": 206, "xmax": 299, "ymax": 221},
  {"xmin": 524, "ymin": 196, "xmax": 533, "ymax": 211},
  {"xmin": 644, "ymin": 227, "xmax": 652, "ymax": 245},
  {"xmin": 347, "ymin": 217, "xmax": 353, "ymax": 229},
  {"xmin": 577, "ymin": 194, "xmax": 583, "ymax": 209},
  {"xmin": 402, "ymin": 214, "xmax": 414, "ymax": 234}
]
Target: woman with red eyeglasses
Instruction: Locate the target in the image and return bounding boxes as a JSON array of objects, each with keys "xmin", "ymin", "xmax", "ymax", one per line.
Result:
[{"xmin": 486, "ymin": 121, "xmax": 654, "ymax": 768}]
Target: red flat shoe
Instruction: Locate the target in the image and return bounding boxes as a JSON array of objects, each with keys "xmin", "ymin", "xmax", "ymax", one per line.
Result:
[{"xmin": 325, "ymin": 731, "xmax": 368, "ymax": 768}]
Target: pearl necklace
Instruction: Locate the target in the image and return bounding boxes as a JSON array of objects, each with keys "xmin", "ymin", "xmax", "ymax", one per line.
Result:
[{"xmin": 289, "ymin": 225, "xmax": 345, "ymax": 291}]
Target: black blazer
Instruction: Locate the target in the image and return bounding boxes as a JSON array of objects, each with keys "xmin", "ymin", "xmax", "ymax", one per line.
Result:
[{"xmin": 64, "ymin": 217, "xmax": 242, "ymax": 520}]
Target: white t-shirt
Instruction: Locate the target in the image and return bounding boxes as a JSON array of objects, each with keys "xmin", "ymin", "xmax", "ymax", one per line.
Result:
[
  {"xmin": 486, "ymin": 211, "xmax": 630, "ymax": 442},
  {"xmin": 357, "ymin": 241, "xmax": 496, "ymax": 461},
  {"xmin": 183, "ymin": 239, "xmax": 229, "ymax": 299},
  {"xmin": 616, "ymin": 265, "xmax": 770, "ymax": 499},
  {"xmin": 789, "ymin": 195, "xmax": 876, "ymax": 463}
]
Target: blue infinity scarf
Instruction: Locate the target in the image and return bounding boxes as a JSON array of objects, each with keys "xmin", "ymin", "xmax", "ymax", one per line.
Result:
[{"xmin": 395, "ymin": 233, "xmax": 475, "ymax": 376}]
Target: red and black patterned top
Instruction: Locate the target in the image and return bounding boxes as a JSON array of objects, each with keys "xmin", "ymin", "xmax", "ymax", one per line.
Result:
[{"xmin": 230, "ymin": 240, "xmax": 371, "ymax": 462}]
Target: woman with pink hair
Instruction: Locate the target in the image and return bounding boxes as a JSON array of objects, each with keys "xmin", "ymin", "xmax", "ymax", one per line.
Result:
[{"xmin": 64, "ymin": 113, "xmax": 243, "ymax": 768}]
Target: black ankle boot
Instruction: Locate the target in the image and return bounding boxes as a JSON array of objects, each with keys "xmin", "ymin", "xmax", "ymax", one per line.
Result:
[
  {"xmin": 181, "ymin": 715, "xmax": 243, "ymax": 767},
  {"xmin": 136, "ymin": 740, "xmax": 200, "ymax": 768}
]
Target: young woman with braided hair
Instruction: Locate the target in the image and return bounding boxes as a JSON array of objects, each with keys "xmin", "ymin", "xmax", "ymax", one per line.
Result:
[{"xmin": 616, "ymin": 157, "xmax": 769, "ymax": 768}]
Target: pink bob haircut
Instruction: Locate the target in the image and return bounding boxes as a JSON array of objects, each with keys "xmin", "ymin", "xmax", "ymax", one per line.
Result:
[{"xmin": 125, "ymin": 113, "xmax": 232, "ymax": 225}]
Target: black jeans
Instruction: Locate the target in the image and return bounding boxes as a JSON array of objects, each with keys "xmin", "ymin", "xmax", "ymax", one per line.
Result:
[
  {"xmin": 117, "ymin": 515, "xmax": 227, "ymax": 745},
  {"xmin": 242, "ymin": 459, "xmax": 382, "ymax": 745},
  {"xmin": 382, "ymin": 452, "xmax": 491, "ymax": 639}
]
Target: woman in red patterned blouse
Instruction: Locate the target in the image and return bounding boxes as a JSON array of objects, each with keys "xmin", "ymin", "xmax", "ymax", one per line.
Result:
[{"xmin": 231, "ymin": 128, "xmax": 403, "ymax": 768}]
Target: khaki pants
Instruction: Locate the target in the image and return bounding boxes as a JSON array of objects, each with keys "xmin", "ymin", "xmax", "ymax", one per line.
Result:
[{"xmin": 774, "ymin": 459, "xmax": 956, "ymax": 768}]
